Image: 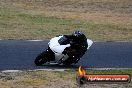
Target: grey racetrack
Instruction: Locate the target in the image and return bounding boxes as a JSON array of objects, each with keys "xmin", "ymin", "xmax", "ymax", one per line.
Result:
[{"xmin": 0, "ymin": 40, "xmax": 132, "ymax": 70}]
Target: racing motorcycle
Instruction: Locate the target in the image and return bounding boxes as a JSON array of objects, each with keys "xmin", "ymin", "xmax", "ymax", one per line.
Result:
[{"xmin": 34, "ymin": 35, "xmax": 93, "ymax": 66}]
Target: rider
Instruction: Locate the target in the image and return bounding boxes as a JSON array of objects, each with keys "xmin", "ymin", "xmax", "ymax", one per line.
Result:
[{"xmin": 58, "ymin": 30, "xmax": 88, "ymax": 63}]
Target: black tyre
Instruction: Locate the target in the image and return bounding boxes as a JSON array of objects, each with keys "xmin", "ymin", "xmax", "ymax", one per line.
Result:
[{"xmin": 34, "ymin": 52, "xmax": 48, "ymax": 66}]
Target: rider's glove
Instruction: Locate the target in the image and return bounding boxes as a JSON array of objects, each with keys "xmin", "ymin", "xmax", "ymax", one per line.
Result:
[{"xmin": 62, "ymin": 50, "xmax": 67, "ymax": 55}]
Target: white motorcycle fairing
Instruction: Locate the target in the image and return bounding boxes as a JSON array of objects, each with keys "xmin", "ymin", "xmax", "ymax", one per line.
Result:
[
  {"xmin": 48, "ymin": 35, "xmax": 93, "ymax": 63},
  {"xmin": 87, "ymin": 39, "xmax": 93, "ymax": 49},
  {"xmin": 34, "ymin": 35, "xmax": 93, "ymax": 66},
  {"xmin": 48, "ymin": 36, "xmax": 70, "ymax": 63}
]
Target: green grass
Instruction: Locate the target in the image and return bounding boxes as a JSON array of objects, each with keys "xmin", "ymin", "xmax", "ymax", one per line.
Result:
[
  {"xmin": 26, "ymin": 69, "xmax": 132, "ymax": 80},
  {"xmin": 0, "ymin": 3, "xmax": 132, "ymax": 41},
  {"xmin": 0, "ymin": 69, "xmax": 132, "ymax": 87},
  {"xmin": 17, "ymin": 69, "xmax": 132, "ymax": 86},
  {"xmin": 0, "ymin": 10, "xmax": 132, "ymax": 41}
]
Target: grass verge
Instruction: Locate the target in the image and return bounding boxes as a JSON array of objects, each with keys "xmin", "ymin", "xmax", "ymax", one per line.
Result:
[
  {"xmin": 0, "ymin": 69, "xmax": 132, "ymax": 88},
  {"xmin": 0, "ymin": 0, "xmax": 132, "ymax": 41}
]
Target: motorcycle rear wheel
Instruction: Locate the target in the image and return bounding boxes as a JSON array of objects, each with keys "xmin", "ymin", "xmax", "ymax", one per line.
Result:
[{"xmin": 34, "ymin": 51, "xmax": 48, "ymax": 66}]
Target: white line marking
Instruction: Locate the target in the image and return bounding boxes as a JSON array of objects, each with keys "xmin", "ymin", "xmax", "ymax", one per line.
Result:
[
  {"xmin": 2, "ymin": 70, "xmax": 22, "ymax": 73},
  {"xmin": 1, "ymin": 68, "xmax": 132, "ymax": 73},
  {"xmin": 27, "ymin": 40, "xmax": 44, "ymax": 41},
  {"xmin": 32, "ymin": 69, "xmax": 68, "ymax": 72}
]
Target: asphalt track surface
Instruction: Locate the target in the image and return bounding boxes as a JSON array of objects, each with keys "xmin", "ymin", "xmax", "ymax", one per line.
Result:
[{"xmin": 0, "ymin": 40, "xmax": 132, "ymax": 70}]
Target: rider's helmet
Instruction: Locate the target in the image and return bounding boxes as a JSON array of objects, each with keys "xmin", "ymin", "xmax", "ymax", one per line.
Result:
[
  {"xmin": 72, "ymin": 30, "xmax": 83, "ymax": 37},
  {"xmin": 72, "ymin": 30, "xmax": 86, "ymax": 43}
]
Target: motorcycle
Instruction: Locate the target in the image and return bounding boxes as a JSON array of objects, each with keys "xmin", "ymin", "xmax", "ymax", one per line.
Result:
[{"xmin": 34, "ymin": 35, "xmax": 93, "ymax": 66}]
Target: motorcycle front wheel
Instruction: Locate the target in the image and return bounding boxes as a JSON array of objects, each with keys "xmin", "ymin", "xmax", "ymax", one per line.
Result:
[{"xmin": 34, "ymin": 51, "xmax": 48, "ymax": 66}]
